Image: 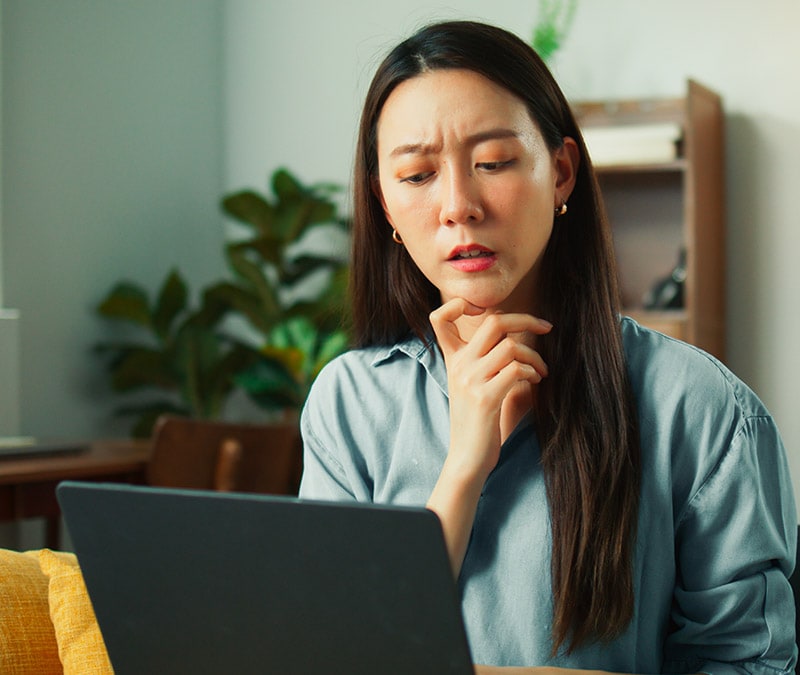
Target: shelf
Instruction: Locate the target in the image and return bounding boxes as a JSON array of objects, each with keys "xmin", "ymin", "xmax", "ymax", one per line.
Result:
[
  {"xmin": 593, "ymin": 158, "xmax": 687, "ymax": 175},
  {"xmin": 574, "ymin": 80, "xmax": 726, "ymax": 361},
  {"xmin": 571, "ymin": 97, "xmax": 685, "ymax": 127}
]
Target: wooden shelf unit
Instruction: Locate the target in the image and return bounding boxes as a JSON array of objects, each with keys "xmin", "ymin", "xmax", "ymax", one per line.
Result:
[{"xmin": 572, "ymin": 80, "xmax": 726, "ymax": 361}]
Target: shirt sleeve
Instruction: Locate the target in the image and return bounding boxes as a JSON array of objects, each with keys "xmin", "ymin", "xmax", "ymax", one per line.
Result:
[
  {"xmin": 663, "ymin": 414, "xmax": 797, "ymax": 675},
  {"xmin": 298, "ymin": 399, "xmax": 357, "ymax": 501},
  {"xmin": 296, "ymin": 358, "xmax": 374, "ymax": 503}
]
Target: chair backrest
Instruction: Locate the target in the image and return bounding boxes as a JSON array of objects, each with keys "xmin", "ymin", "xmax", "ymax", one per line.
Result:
[{"xmin": 147, "ymin": 416, "xmax": 302, "ymax": 495}]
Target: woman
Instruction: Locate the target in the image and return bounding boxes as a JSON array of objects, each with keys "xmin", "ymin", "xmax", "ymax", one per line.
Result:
[{"xmin": 299, "ymin": 20, "xmax": 796, "ymax": 673}]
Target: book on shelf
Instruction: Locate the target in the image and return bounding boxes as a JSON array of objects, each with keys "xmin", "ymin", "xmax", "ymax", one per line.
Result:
[{"xmin": 581, "ymin": 122, "xmax": 682, "ymax": 167}]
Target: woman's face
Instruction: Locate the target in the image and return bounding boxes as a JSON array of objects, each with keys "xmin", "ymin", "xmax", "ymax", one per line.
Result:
[{"xmin": 376, "ymin": 68, "xmax": 577, "ymax": 314}]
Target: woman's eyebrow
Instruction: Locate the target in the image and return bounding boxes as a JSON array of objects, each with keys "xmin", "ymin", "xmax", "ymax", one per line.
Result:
[
  {"xmin": 388, "ymin": 128, "xmax": 520, "ymax": 158},
  {"xmin": 466, "ymin": 128, "xmax": 520, "ymax": 145},
  {"xmin": 389, "ymin": 141, "xmax": 439, "ymax": 158}
]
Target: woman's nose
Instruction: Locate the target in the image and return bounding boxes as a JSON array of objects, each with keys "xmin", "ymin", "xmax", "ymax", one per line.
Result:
[{"xmin": 439, "ymin": 169, "xmax": 485, "ymax": 226}]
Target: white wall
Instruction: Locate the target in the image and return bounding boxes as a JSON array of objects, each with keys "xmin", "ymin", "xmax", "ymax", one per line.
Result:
[
  {"xmin": 0, "ymin": 0, "xmax": 3, "ymax": 305},
  {"xmin": 224, "ymin": 0, "xmax": 800, "ymax": 506},
  {"xmin": 0, "ymin": 2, "xmax": 19, "ymax": 438},
  {"xmin": 1, "ymin": 0, "xmax": 226, "ymax": 438}
]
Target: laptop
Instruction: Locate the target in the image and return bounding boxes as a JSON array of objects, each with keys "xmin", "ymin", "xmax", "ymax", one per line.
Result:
[
  {"xmin": 56, "ymin": 481, "xmax": 474, "ymax": 675},
  {"xmin": 0, "ymin": 436, "xmax": 88, "ymax": 459}
]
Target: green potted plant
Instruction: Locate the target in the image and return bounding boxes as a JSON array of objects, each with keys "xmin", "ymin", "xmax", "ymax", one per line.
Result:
[
  {"xmin": 94, "ymin": 167, "xmax": 351, "ymax": 437},
  {"xmin": 531, "ymin": 0, "xmax": 578, "ymax": 64},
  {"xmin": 94, "ymin": 269, "xmax": 256, "ymax": 437},
  {"xmin": 209, "ymin": 167, "xmax": 350, "ymax": 418}
]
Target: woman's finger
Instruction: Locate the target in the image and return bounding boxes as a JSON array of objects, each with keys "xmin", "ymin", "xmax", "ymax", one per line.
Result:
[
  {"xmin": 466, "ymin": 311, "xmax": 553, "ymax": 358},
  {"xmin": 480, "ymin": 338, "xmax": 549, "ymax": 381},
  {"xmin": 448, "ymin": 339, "xmax": 548, "ymax": 408},
  {"xmin": 429, "ymin": 298, "xmax": 486, "ymax": 355}
]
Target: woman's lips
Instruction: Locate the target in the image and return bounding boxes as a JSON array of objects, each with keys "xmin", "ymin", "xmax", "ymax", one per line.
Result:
[{"xmin": 447, "ymin": 245, "xmax": 497, "ymax": 272}]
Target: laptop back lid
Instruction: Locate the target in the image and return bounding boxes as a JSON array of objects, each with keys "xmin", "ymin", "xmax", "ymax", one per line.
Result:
[{"xmin": 57, "ymin": 481, "xmax": 473, "ymax": 675}]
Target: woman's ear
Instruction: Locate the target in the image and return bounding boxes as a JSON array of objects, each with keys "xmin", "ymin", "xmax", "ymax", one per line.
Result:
[{"xmin": 554, "ymin": 136, "xmax": 580, "ymax": 204}]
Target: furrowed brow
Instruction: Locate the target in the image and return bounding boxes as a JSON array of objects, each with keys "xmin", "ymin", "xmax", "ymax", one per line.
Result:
[
  {"xmin": 388, "ymin": 128, "xmax": 520, "ymax": 158},
  {"xmin": 389, "ymin": 142, "xmax": 439, "ymax": 158},
  {"xmin": 465, "ymin": 128, "xmax": 520, "ymax": 145}
]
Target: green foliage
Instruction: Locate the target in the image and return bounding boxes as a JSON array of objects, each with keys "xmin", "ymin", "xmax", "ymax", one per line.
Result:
[
  {"xmin": 94, "ymin": 167, "xmax": 351, "ymax": 436},
  {"xmin": 234, "ymin": 317, "xmax": 349, "ymax": 412},
  {"xmin": 95, "ymin": 269, "xmax": 256, "ymax": 437},
  {"xmin": 210, "ymin": 168, "xmax": 351, "ymax": 414},
  {"xmin": 531, "ymin": 0, "xmax": 578, "ymax": 63}
]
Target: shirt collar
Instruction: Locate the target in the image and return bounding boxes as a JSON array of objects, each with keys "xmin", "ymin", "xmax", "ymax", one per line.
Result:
[{"xmin": 370, "ymin": 333, "xmax": 449, "ymax": 397}]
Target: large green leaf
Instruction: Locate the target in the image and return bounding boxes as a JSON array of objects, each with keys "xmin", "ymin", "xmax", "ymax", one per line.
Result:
[
  {"xmin": 206, "ymin": 342, "xmax": 260, "ymax": 407},
  {"xmin": 276, "ymin": 199, "xmax": 337, "ymax": 243},
  {"xmin": 271, "ymin": 168, "xmax": 305, "ymax": 202},
  {"xmin": 189, "ymin": 284, "xmax": 231, "ymax": 328},
  {"xmin": 227, "ymin": 237, "xmax": 284, "ymax": 268},
  {"xmin": 312, "ymin": 330, "xmax": 349, "ymax": 376},
  {"xmin": 227, "ymin": 247, "xmax": 273, "ymax": 296},
  {"xmin": 306, "ymin": 198, "xmax": 338, "ymax": 225},
  {"xmin": 291, "ymin": 301, "xmax": 341, "ymax": 332},
  {"xmin": 205, "ymin": 279, "xmax": 279, "ymax": 336},
  {"xmin": 236, "ymin": 356, "xmax": 296, "ymax": 392},
  {"xmin": 242, "ymin": 388, "xmax": 304, "ymax": 413},
  {"xmin": 95, "ymin": 343, "xmax": 157, "ymax": 375},
  {"xmin": 152, "ymin": 269, "xmax": 188, "ymax": 341},
  {"xmin": 279, "ymin": 258, "xmax": 335, "ymax": 288},
  {"xmin": 261, "ymin": 344, "xmax": 305, "ymax": 380},
  {"xmin": 226, "ymin": 248, "xmax": 282, "ymax": 322},
  {"xmin": 178, "ymin": 326, "xmax": 223, "ymax": 418},
  {"xmin": 325, "ymin": 266, "xmax": 350, "ymax": 307},
  {"xmin": 269, "ymin": 318, "xmax": 317, "ymax": 375},
  {"xmin": 222, "ymin": 190, "xmax": 275, "ymax": 235},
  {"xmin": 110, "ymin": 348, "xmax": 180, "ymax": 392},
  {"xmin": 235, "ymin": 356, "xmax": 305, "ymax": 411},
  {"xmin": 284, "ymin": 268, "xmax": 350, "ymax": 333},
  {"xmin": 96, "ymin": 282, "xmax": 152, "ymax": 329}
]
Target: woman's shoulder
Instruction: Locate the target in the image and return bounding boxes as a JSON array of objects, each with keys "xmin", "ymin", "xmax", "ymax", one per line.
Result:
[
  {"xmin": 620, "ymin": 315, "xmax": 769, "ymax": 422},
  {"xmin": 619, "ymin": 317, "xmax": 788, "ymax": 516}
]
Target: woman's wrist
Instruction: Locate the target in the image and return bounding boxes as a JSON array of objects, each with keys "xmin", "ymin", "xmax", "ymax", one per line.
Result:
[{"xmin": 427, "ymin": 455, "xmax": 487, "ymax": 577}]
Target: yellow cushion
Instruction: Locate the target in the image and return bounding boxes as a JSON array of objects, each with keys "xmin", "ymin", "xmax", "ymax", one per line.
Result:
[
  {"xmin": 0, "ymin": 548, "xmax": 63, "ymax": 674},
  {"xmin": 39, "ymin": 549, "xmax": 113, "ymax": 675}
]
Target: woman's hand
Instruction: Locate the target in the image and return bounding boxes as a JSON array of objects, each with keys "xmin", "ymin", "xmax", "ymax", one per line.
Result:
[
  {"xmin": 427, "ymin": 298, "xmax": 551, "ymax": 576},
  {"xmin": 430, "ymin": 298, "xmax": 551, "ymax": 479}
]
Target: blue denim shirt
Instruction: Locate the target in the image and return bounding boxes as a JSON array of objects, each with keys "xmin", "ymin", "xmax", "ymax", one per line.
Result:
[{"xmin": 299, "ymin": 317, "xmax": 797, "ymax": 673}]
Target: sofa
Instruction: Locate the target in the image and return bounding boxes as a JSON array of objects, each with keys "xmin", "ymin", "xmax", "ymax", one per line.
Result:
[{"xmin": 0, "ymin": 547, "xmax": 112, "ymax": 675}]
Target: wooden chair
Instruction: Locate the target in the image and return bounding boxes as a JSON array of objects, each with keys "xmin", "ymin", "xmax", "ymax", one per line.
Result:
[{"xmin": 147, "ymin": 415, "xmax": 302, "ymax": 495}]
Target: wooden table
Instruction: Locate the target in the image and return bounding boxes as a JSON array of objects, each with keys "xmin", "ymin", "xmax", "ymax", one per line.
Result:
[{"xmin": 0, "ymin": 439, "xmax": 151, "ymax": 548}]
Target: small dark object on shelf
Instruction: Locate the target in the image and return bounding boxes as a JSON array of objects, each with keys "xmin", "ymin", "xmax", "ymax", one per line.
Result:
[{"xmin": 643, "ymin": 248, "xmax": 686, "ymax": 310}]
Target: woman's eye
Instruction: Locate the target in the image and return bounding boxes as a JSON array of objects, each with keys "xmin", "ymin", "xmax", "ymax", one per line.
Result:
[
  {"xmin": 400, "ymin": 172, "xmax": 433, "ymax": 185},
  {"xmin": 477, "ymin": 160, "xmax": 516, "ymax": 171}
]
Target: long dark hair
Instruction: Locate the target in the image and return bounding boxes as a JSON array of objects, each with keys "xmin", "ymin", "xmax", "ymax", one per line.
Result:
[{"xmin": 351, "ymin": 20, "xmax": 640, "ymax": 653}]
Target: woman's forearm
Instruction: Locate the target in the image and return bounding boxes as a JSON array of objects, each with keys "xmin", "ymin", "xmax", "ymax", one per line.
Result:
[
  {"xmin": 426, "ymin": 302, "xmax": 550, "ymax": 578},
  {"xmin": 426, "ymin": 456, "xmax": 486, "ymax": 577}
]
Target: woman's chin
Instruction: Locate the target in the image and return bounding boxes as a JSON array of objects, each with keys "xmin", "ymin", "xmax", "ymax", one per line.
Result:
[{"xmin": 443, "ymin": 290, "xmax": 509, "ymax": 312}]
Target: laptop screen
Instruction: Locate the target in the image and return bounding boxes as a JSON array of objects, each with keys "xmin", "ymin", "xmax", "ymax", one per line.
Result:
[{"xmin": 57, "ymin": 481, "xmax": 474, "ymax": 675}]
